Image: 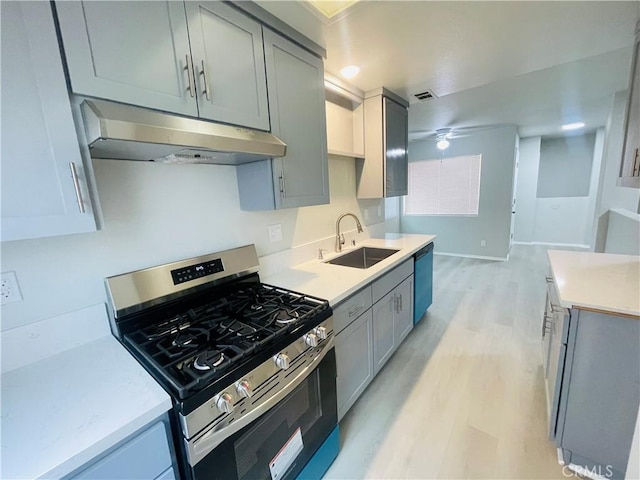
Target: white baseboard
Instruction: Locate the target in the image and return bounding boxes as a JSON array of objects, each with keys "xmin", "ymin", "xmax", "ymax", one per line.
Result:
[
  {"xmin": 513, "ymin": 241, "xmax": 590, "ymax": 250},
  {"xmin": 434, "ymin": 251, "xmax": 509, "ymax": 262}
]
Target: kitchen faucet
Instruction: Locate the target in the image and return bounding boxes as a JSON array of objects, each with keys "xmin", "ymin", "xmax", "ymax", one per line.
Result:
[{"xmin": 335, "ymin": 213, "xmax": 364, "ymax": 252}]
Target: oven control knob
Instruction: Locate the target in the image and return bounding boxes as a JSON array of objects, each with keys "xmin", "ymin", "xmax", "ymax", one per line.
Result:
[
  {"xmin": 273, "ymin": 353, "xmax": 290, "ymax": 370},
  {"xmin": 215, "ymin": 392, "xmax": 234, "ymax": 414},
  {"xmin": 235, "ymin": 380, "xmax": 253, "ymax": 398},
  {"xmin": 314, "ymin": 326, "xmax": 328, "ymax": 340},
  {"xmin": 304, "ymin": 333, "xmax": 319, "ymax": 347}
]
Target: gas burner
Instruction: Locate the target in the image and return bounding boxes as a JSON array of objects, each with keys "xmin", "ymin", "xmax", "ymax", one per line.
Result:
[
  {"xmin": 193, "ymin": 351, "xmax": 226, "ymax": 371},
  {"xmin": 172, "ymin": 331, "xmax": 197, "ymax": 348},
  {"xmin": 274, "ymin": 309, "xmax": 299, "ymax": 325}
]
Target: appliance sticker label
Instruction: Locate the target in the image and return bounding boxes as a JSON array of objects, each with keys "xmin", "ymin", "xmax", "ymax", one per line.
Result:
[{"xmin": 269, "ymin": 427, "xmax": 304, "ymax": 480}]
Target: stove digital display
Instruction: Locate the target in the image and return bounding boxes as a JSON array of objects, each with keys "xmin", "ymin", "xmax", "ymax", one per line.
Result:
[{"xmin": 171, "ymin": 259, "xmax": 224, "ymax": 285}]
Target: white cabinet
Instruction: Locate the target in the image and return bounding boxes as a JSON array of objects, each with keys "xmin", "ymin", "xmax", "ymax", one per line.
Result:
[
  {"xmin": 618, "ymin": 19, "xmax": 640, "ymax": 188},
  {"xmin": 1, "ymin": 1, "xmax": 97, "ymax": 242},
  {"xmin": 334, "ymin": 259, "xmax": 414, "ymax": 420},
  {"xmin": 236, "ymin": 29, "xmax": 329, "ymax": 210},
  {"xmin": 325, "ymin": 75, "xmax": 365, "ymax": 159},
  {"xmin": 357, "ymin": 88, "xmax": 409, "ymax": 198},
  {"xmin": 55, "ymin": 1, "xmax": 270, "ymax": 131}
]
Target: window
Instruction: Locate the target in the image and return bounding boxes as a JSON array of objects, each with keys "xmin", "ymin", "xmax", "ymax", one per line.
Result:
[{"xmin": 404, "ymin": 154, "xmax": 481, "ymax": 216}]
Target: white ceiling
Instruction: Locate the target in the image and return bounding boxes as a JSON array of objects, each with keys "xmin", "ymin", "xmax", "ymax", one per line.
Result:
[{"xmin": 258, "ymin": 1, "xmax": 639, "ymax": 138}]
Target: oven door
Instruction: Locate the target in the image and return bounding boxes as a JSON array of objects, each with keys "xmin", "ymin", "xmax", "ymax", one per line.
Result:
[{"xmin": 185, "ymin": 348, "xmax": 337, "ymax": 480}]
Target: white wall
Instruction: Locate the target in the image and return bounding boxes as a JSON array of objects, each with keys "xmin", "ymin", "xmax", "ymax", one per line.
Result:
[
  {"xmin": 514, "ymin": 137, "xmax": 541, "ymax": 243},
  {"xmin": 0, "ymin": 156, "xmax": 385, "ymax": 331},
  {"xmin": 401, "ymin": 125, "xmax": 518, "ymax": 259},
  {"xmin": 514, "ymin": 129, "xmax": 605, "ymax": 248},
  {"xmin": 592, "ymin": 90, "xmax": 640, "ymax": 248}
]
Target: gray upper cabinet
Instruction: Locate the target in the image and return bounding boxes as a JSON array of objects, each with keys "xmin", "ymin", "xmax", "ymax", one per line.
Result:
[
  {"xmin": 618, "ymin": 19, "xmax": 640, "ymax": 188},
  {"xmin": 357, "ymin": 89, "xmax": 409, "ymax": 198},
  {"xmin": 55, "ymin": 1, "xmax": 197, "ymax": 118},
  {"xmin": 236, "ymin": 29, "xmax": 329, "ymax": 210},
  {"xmin": 56, "ymin": 1, "xmax": 271, "ymax": 131},
  {"xmin": 1, "ymin": 1, "xmax": 97, "ymax": 242},
  {"xmin": 184, "ymin": 1, "xmax": 270, "ymax": 130}
]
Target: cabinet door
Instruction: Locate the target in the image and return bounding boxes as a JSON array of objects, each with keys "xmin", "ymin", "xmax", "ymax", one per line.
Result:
[
  {"xmin": 55, "ymin": 1, "xmax": 197, "ymax": 117},
  {"xmin": 618, "ymin": 26, "xmax": 640, "ymax": 187},
  {"xmin": 185, "ymin": 1, "xmax": 270, "ymax": 130},
  {"xmin": 263, "ymin": 29, "xmax": 329, "ymax": 209},
  {"xmin": 372, "ymin": 292, "xmax": 396, "ymax": 375},
  {"xmin": 336, "ymin": 309, "xmax": 374, "ymax": 421},
  {"xmin": 383, "ymin": 97, "xmax": 408, "ymax": 197},
  {"xmin": 394, "ymin": 276, "xmax": 414, "ymax": 345},
  {"xmin": 1, "ymin": 1, "xmax": 97, "ymax": 242}
]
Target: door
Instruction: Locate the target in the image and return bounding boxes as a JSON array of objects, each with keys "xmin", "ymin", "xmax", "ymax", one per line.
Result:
[
  {"xmin": 335, "ymin": 310, "xmax": 374, "ymax": 421},
  {"xmin": 263, "ymin": 29, "xmax": 329, "ymax": 209},
  {"xmin": 384, "ymin": 97, "xmax": 409, "ymax": 197},
  {"xmin": 1, "ymin": 1, "xmax": 97, "ymax": 242},
  {"xmin": 509, "ymin": 144, "xmax": 519, "ymax": 250},
  {"xmin": 373, "ymin": 292, "xmax": 396, "ymax": 375},
  {"xmin": 394, "ymin": 276, "xmax": 414, "ymax": 344},
  {"xmin": 185, "ymin": 1, "xmax": 270, "ymax": 130},
  {"xmin": 55, "ymin": 1, "xmax": 197, "ymax": 117}
]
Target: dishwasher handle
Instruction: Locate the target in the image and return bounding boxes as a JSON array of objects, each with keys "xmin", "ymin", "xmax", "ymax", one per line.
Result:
[{"xmin": 414, "ymin": 242, "xmax": 434, "ymax": 260}]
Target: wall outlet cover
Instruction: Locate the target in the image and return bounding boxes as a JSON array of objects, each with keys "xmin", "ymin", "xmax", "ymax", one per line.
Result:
[
  {"xmin": 268, "ymin": 224, "xmax": 283, "ymax": 243},
  {"xmin": 1, "ymin": 271, "xmax": 23, "ymax": 305},
  {"xmin": 481, "ymin": 240, "xmax": 487, "ymax": 247}
]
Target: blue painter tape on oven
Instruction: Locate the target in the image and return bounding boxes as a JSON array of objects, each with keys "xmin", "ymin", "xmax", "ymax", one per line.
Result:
[{"xmin": 296, "ymin": 426, "xmax": 340, "ymax": 480}]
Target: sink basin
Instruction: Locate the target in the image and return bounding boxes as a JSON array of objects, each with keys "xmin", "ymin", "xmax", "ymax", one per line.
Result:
[{"xmin": 325, "ymin": 247, "xmax": 399, "ymax": 269}]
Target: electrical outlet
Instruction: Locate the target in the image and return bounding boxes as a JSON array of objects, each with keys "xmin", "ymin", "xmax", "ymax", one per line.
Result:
[
  {"xmin": 268, "ymin": 224, "xmax": 283, "ymax": 243},
  {"xmin": 481, "ymin": 240, "xmax": 487, "ymax": 247},
  {"xmin": 1, "ymin": 271, "xmax": 23, "ymax": 305}
]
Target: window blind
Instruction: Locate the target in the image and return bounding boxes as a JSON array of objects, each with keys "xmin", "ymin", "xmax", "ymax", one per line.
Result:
[{"xmin": 404, "ymin": 154, "xmax": 482, "ymax": 216}]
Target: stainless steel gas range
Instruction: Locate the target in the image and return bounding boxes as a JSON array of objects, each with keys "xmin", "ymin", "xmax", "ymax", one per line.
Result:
[{"xmin": 105, "ymin": 245, "xmax": 339, "ymax": 480}]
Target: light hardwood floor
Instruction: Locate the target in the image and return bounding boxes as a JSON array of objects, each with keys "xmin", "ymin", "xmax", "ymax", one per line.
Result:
[{"xmin": 324, "ymin": 245, "xmax": 567, "ymax": 479}]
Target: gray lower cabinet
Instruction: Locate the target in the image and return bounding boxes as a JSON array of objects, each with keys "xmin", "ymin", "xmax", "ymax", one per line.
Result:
[
  {"xmin": 55, "ymin": 1, "xmax": 270, "ymax": 130},
  {"xmin": 1, "ymin": 1, "xmax": 97, "ymax": 242},
  {"xmin": 66, "ymin": 414, "xmax": 176, "ymax": 480},
  {"xmin": 544, "ymin": 279, "xmax": 640, "ymax": 479},
  {"xmin": 236, "ymin": 29, "xmax": 329, "ymax": 210},
  {"xmin": 335, "ymin": 259, "xmax": 415, "ymax": 420},
  {"xmin": 373, "ymin": 274, "xmax": 414, "ymax": 374}
]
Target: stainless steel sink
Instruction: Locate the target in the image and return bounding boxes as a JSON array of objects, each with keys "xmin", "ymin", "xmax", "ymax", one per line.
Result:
[{"xmin": 325, "ymin": 247, "xmax": 399, "ymax": 269}]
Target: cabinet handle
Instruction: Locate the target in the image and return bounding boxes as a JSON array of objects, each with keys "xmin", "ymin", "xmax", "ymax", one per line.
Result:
[
  {"xmin": 394, "ymin": 295, "xmax": 399, "ymax": 314},
  {"xmin": 184, "ymin": 54, "xmax": 195, "ymax": 98},
  {"xmin": 399, "ymin": 294, "xmax": 403, "ymax": 311},
  {"xmin": 69, "ymin": 162, "xmax": 85, "ymax": 213},
  {"xmin": 200, "ymin": 60, "xmax": 211, "ymax": 101},
  {"xmin": 545, "ymin": 276, "xmax": 554, "ymax": 283},
  {"xmin": 632, "ymin": 148, "xmax": 640, "ymax": 177},
  {"xmin": 347, "ymin": 305, "xmax": 365, "ymax": 318},
  {"xmin": 279, "ymin": 172, "xmax": 287, "ymax": 198}
]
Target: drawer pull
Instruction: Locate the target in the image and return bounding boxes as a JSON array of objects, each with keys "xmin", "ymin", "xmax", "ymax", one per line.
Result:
[{"xmin": 348, "ymin": 305, "xmax": 365, "ymax": 317}]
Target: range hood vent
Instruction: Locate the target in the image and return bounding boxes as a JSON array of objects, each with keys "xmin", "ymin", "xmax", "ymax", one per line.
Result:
[{"xmin": 81, "ymin": 100, "xmax": 287, "ymax": 165}]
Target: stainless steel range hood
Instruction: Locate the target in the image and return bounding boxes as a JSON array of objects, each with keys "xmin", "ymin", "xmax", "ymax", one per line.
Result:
[{"xmin": 80, "ymin": 100, "xmax": 287, "ymax": 165}]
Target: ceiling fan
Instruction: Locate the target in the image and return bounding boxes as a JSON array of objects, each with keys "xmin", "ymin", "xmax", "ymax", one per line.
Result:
[{"xmin": 408, "ymin": 125, "xmax": 498, "ymax": 147}]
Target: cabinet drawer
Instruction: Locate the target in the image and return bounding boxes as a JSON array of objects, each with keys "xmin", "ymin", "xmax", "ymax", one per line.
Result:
[
  {"xmin": 72, "ymin": 420, "xmax": 172, "ymax": 479},
  {"xmin": 333, "ymin": 286, "xmax": 373, "ymax": 334},
  {"xmin": 372, "ymin": 259, "xmax": 414, "ymax": 304}
]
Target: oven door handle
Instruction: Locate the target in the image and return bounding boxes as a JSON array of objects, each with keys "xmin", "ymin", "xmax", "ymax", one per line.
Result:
[{"xmin": 186, "ymin": 337, "xmax": 335, "ymax": 467}]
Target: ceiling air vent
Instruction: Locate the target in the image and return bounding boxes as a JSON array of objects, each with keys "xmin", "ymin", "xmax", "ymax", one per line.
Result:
[{"xmin": 413, "ymin": 89, "xmax": 437, "ymax": 102}]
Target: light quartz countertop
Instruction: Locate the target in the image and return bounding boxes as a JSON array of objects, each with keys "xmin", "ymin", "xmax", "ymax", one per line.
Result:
[
  {"xmin": 547, "ymin": 250, "xmax": 640, "ymax": 317},
  {"xmin": 1, "ymin": 334, "xmax": 171, "ymax": 480},
  {"xmin": 263, "ymin": 234, "xmax": 436, "ymax": 306}
]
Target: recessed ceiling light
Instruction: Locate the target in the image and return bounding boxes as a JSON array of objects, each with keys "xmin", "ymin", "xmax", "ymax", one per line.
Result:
[
  {"xmin": 561, "ymin": 122, "xmax": 585, "ymax": 131},
  {"xmin": 340, "ymin": 65, "xmax": 360, "ymax": 79}
]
